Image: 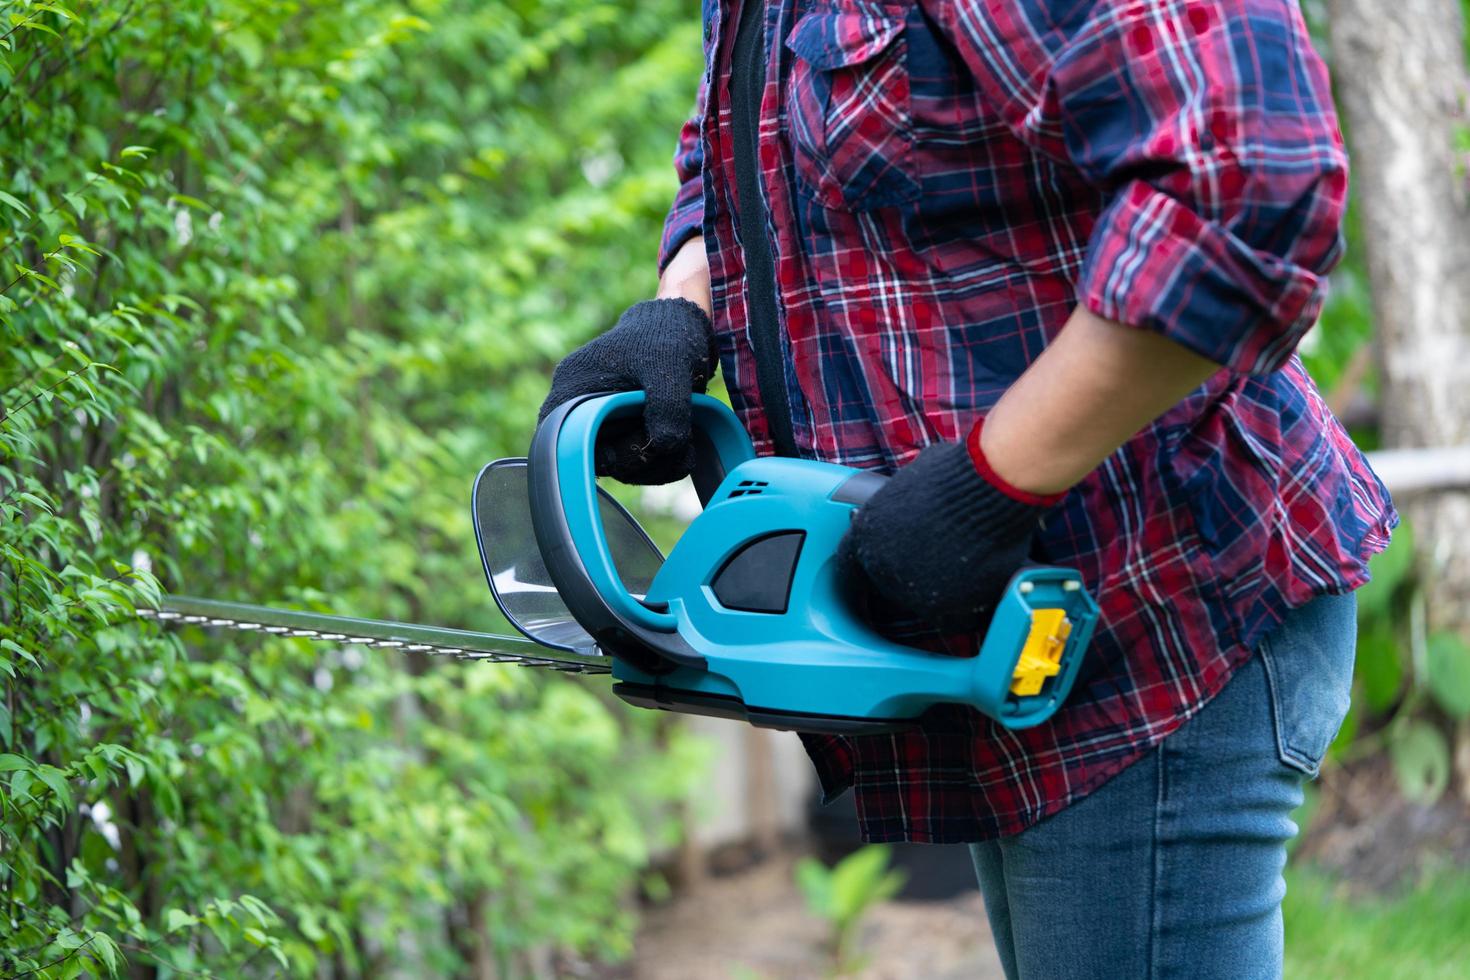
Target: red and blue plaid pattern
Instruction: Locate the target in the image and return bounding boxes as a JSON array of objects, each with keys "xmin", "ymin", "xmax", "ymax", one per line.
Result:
[{"xmin": 661, "ymin": 0, "xmax": 1396, "ymax": 842}]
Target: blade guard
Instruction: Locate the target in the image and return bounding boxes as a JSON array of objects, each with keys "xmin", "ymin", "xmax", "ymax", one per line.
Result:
[{"xmin": 529, "ymin": 392, "xmax": 1100, "ymax": 729}]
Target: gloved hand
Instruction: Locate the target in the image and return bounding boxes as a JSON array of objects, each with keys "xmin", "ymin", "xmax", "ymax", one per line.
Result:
[
  {"xmin": 837, "ymin": 424, "xmax": 1064, "ymax": 631},
  {"xmin": 538, "ymin": 297, "xmax": 718, "ymax": 485}
]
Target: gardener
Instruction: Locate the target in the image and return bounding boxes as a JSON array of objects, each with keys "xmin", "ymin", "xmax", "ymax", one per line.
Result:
[{"xmin": 539, "ymin": 1, "xmax": 1396, "ymax": 976}]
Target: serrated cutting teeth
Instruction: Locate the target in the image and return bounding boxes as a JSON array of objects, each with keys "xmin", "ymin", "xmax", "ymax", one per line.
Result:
[{"xmin": 140, "ymin": 596, "xmax": 612, "ymax": 675}]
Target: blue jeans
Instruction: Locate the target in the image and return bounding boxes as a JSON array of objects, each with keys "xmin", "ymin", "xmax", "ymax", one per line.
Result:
[{"xmin": 969, "ymin": 591, "xmax": 1357, "ymax": 980}]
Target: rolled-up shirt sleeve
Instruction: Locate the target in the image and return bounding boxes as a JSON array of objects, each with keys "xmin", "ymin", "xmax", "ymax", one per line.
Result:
[
  {"xmin": 658, "ymin": 71, "xmax": 710, "ymax": 275},
  {"xmin": 929, "ymin": 0, "xmax": 1349, "ymax": 375}
]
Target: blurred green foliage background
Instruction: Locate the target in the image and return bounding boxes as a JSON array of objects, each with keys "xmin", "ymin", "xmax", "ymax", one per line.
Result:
[{"xmin": 1, "ymin": 0, "xmax": 708, "ymax": 974}]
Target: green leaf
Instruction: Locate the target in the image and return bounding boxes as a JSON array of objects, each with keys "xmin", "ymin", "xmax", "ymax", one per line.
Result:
[
  {"xmin": 1, "ymin": 637, "xmax": 38, "ymax": 667},
  {"xmin": 828, "ymin": 846, "xmax": 904, "ymax": 928},
  {"xmin": 57, "ymin": 233, "xmax": 101, "ymax": 256},
  {"xmin": 164, "ymin": 908, "xmax": 198, "ymax": 933},
  {"xmin": 1425, "ymin": 631, "xmax": 1470, "ymax": 719},
  {"xmin": 168, "ymin": 193, "xmax": 212, "ymax": 211},
  {"xmin": 0, "ymin": 189, "xmax": 31, "ymax": 217},
  {"xmin": 19, "ymin": 267, "xmax": 61, "ymax": 290},
  {"xmin": 32, "ymin": 3, "xmax": 81, "ymax": 23},
  {"xmin": 88, "ymin": 932, "xmax": 120, "ymax": 974},
  {"xmin": 1354, "ymin": 624, "xmax": 1404, "ymax": 713},
  {"xmin": 239, "ymin": 894, "xmax": 278, "ymax": 925},
  {"xmin": 794, "ymin": 857, "xmax": 834, "ymax": 918},
  {"xmin": 19, "ymin": 19, "xmax": 60, "ymax": 39},
  {"xmin": 387, "ymin": 14, "xmax": 432, "ymax": 33},
  {"xmin": 1357, "ymin": 522, "xmax": 1415, "ymax": 617},
  {"xmin": 119, "ymin": 145, "xmax": 152, "ymax": 160},
  {"xmin": 226, "ymin": 28, "xmax": 264, "ymax": 69},
  {"xmin": 36, "ymin": 765, "xmax": 72, "ymax": 807},
  {"xmin": 0, "ymin": 753, "xmax": 30, "ymax": 772},
  {"xmin": 1389, "ymin": 721, "xmax": 1451, "ymax": 805}
]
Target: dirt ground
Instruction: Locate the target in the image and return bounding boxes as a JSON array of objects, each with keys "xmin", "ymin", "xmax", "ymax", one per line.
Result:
[
  {"xmin": 595, "ymin": 850, "xmax": 1005, "ymax": 980},
  {"xmin": 1293, "ymin": 757, "xmax": 1470, "ymax": 894},
  {"xmin": 582, "ymin": 759, "xmax": 1469, "ymax": 980}
]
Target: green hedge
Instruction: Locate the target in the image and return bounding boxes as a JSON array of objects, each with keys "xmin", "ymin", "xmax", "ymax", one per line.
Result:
[{"xmin": 1, "ymin": 0, "xmax": 705, "ymax": 974}]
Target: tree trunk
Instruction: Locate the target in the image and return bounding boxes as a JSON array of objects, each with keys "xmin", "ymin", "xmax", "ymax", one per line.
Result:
[
  {"xmin": 1328, "ymin": 0, "xmax": 1470, "ymax": 630},
  {"xmin": 467, "ymin": 890, "xmax": 500, "ymax": 980}
]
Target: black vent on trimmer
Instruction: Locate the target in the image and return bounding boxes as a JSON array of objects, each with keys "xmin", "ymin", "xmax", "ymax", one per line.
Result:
[{"xmin": 727, "ymin": 479, "xmax": 770, "ymax": 499}]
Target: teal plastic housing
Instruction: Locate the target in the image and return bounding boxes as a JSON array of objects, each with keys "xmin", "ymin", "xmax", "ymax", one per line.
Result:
[{"xmin": 551, "ymin": 392, "xmax": 1099, "ymax": 730}]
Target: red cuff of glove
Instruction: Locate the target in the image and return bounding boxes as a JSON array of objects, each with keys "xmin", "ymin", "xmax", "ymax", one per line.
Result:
[{"xmin": 965, "ymin": 418, "xmax": 1068, "ymax": 508}]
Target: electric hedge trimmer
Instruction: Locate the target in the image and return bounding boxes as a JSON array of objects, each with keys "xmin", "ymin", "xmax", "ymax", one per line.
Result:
[{"xmin": 144, "ymin": 393, "xmax": 1099, "ymax": 732}]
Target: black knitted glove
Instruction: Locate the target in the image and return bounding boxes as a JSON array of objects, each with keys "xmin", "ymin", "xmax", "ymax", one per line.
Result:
[
  {"xmin": 538, "ymin": 298, "xmax": 718, "ymax": 485},
  {"xmin": 837, "ymin": 439, "xmax": 1057, "ymax": 631}
]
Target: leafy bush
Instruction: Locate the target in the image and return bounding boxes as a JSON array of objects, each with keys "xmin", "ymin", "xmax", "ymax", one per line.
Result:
[{"xmin": 2, "ymin": 0, "xmax": 705, "ymax": 974}]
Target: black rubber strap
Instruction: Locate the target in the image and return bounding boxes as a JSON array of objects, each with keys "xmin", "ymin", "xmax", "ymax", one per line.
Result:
[{"xmin": 730, "ymin": 0, "xmax": 798, "ymax": 457}]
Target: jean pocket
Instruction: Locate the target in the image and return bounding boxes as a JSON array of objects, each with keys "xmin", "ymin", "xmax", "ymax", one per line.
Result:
[
  {"xmin": 784, "ymin": 1, "xmax": 920, "ymax": 210},
  {"xmin": 1258, "ymin": 592, "xmax": 1358, "ymax": 777}
]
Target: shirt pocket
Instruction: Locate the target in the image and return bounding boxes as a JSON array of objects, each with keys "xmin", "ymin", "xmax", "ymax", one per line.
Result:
[{"xmin": 783, "ymin": 1, "xmax": 920, "ymax": 211}]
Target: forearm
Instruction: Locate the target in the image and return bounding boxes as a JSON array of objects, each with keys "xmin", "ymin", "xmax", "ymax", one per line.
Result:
[
  {"xmin": 656, "ymin": 235, "xmax": 712, "ymax": 318},
  {"xmin": 981, "ymin": 305, "xmax": 1223, "ymax": 496}
]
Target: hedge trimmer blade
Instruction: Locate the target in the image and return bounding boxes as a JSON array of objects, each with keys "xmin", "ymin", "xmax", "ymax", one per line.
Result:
[{"xmin": 140, "ymin": 595, "xmax": 612, "ymax": 674}]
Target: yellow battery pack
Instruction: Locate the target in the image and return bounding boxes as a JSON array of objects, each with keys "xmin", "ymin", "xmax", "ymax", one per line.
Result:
[{"xmin": 1010, "ymin": 608, "xmax": 1073, "ymax": 697}]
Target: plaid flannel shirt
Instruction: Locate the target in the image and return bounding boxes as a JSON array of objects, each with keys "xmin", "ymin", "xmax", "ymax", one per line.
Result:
[{"xmin": 659, "ymin": 0, "xmax": 1396, "ymax": 843}]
